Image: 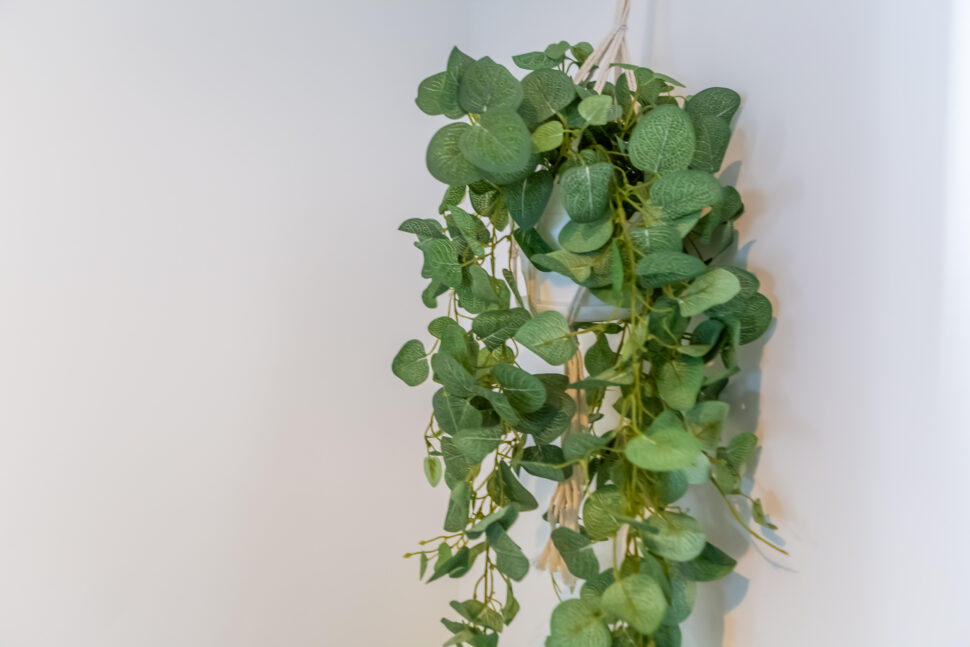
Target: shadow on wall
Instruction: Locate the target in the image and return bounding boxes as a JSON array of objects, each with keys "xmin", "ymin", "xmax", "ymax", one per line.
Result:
[{"xmin": 681, "ymin": 158, "xmax": 794, "ymax": 646}]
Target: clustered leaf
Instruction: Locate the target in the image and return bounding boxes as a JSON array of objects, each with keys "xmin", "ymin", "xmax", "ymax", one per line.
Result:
[{"xmin": 397, "ymin": 41, "xmax": 779, "ymax": 647}]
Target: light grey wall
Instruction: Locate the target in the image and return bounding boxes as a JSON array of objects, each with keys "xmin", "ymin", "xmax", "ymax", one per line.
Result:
[{"xmin": 0, "ymin": 1, "xmax": 464, "ymax": 645}]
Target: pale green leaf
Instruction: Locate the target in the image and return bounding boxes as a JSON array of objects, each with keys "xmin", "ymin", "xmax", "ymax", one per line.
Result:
[
  {"xmin": 684, "ymin": 401, "xmax": 729, "ymax": 451},
  {"xmin": 532, "ymin": 121, "xmax": 565, "ymax": 152},
  {"xmin": 625, "ymin": 410, "xmax": 700, "ymax": 471},
  {"xmin": 601, "ymin": 574, "xmax": 667, "ymax": 634},
  {"xmin": 578, "ymin": 95, "xmax": 615, "ymax": 126},
  {"xmin": 677, "ymin": 268, "xmax": 742, "ymax": 316}
]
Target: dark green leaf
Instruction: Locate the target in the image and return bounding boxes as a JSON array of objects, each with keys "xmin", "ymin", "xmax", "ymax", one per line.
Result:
[
  {"xmin": 506, "ymin": 170, "xmax": 554, "ymax": 229},
  {"xmin": 628, "ymin": 105, "xmax": 695, "ymax": 173},
  {"xmin": 427, "ymin": 123, "xmax": 481, "ymax": 185},
  {"xmin": 459, "ymin": 108, "xmax": 533, "ymax": 175},
  {"xmin": 514, "ymin": 310, "xmax": 578, "ymax": 365},
  {"xmin": 458, "ymin": 57, "xmax": 523, "ymax": 113},
  {"xmin": 560, "ymin": 162, "xmax": 613, "ymax": 223}
]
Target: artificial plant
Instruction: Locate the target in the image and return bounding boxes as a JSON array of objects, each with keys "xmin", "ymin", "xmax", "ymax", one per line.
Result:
[{"xmin": 392, "ymin": 40, "xmax": 782, "ymax": 647}]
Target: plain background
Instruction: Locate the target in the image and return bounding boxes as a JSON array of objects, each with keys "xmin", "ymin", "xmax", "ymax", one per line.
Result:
[{"xmin": 0, "ymin": 1, "xmax": 967, "ymax": 646}]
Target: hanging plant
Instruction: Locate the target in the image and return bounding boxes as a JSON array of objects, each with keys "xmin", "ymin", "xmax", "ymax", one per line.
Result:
[{"xmin": 394, "ymin": 30, "xmax": 783, "ymax": 647}]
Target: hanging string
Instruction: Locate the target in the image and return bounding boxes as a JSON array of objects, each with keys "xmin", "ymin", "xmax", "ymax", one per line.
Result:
[
  {"xmin": 533, "ymin": 0, "xmax": 641, "ymax": 586},
  {"xmin": 573, "ymin": 0, "xmax": 637, "ymax": 93}
]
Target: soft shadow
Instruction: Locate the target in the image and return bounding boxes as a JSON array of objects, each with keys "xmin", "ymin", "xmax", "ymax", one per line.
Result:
[{"xmin": 682, "ymin": 154, "xmax": 791, "ymax": 644}]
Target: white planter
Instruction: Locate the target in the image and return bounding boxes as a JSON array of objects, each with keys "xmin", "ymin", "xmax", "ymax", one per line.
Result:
[{"xmin": 521, "ymin": 183, "xmax": 629, "ymax": 323}]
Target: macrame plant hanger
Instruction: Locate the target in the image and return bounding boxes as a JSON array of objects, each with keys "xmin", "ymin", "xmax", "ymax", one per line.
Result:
[{"xmin": 533, "ymin": 0, "xmax": 639, "ymax": 587}]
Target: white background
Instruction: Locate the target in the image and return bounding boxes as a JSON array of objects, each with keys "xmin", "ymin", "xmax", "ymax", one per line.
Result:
[{"xmin": 0, "ymin": 1, "xmax": 967, "ymax": 646}]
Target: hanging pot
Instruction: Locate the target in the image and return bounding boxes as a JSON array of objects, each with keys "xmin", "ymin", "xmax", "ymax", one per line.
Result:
[{"xmin": 520, "ymin": 181, "xmax": 629, "ymax": 323}]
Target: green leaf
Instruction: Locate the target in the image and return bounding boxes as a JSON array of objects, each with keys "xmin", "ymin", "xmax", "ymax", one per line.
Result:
[
  {"xmin": 520, "ymin": 444, "xmax": 572, "ymax": 481},
  {"xmin": 657, "ymin": 357, "xmax": 705, "ymax": 411},
  {"xmin": 506, "ymin": 170, "xmax": 554, "ymax": 230},
  {"xmin": 400, "ymin": 217, "xmax": 446, "ymax": 241},
  {"xmin": 600, "ymin": 574, "xmax": 667, "ymax": 635},
  {"xmin": 628, "ymin": 105, "xmax": 695, "ymax": 174},
  {"xmin": 532, "ymin": 249, "xmax": 595, "ymax": 283},
  {"xmin": 738, "ymin": 292, "xmax": 773, "ymax": 344},
  {"xmin": 683, "ymin": 451, "xmax": 711, "ymax": 484},
  {"xmin": 661, "ymin": 573, "xmax": 696, "ymax": 626},
  {"xmin": 558, "ymin": 218, "xmax": 614, "ymax": 254},
  {"xmin": 416, "ymin": 71, "xmax": 453, "ymax": 117},
  {"xmin": 685, "ymin": 87, "xmax": 741, "ymax": 121},
  {"xmin": 392, "ymin": 339, "xmax": 429, "ymax": 386},
  {"xmin": 427, "ymin": 123, "xmax": 481, "ymax": 185},
  {"xmin": 677, "ymin": 542, "xmax": 737, "ymax": 581},
  {"xmin": 454, "ymin": 426, "xmax": 504, "ymax": 463},
  {"xmin": 690, "ymin": 113, "xmax": 732, "ymax": 173},
  {"xmin": 560, "ymin": 162, "xmax": 613, "ymax": 223},
  {"xmin": 502, "ymin": 581, "xmax": 521, "ymax": 623},
  {"xmin": 416, "ymin": 238, "xmax": 462, "ymax": 287},
  {"xmin": 578, "ymin": 95, "xmax": 615, "ymax": 126},
  {"xmin": 451, "ymin": 599, "xmax": 504, "ymax": 633},
  {"xmin": 498, "ymin": 462, "xmax": 539, "ymax": 511},
  {"xmin": 652, "ymin": 469, "xmax": 688, "ymax": 504},
  {"xmin": 486, "ymin": 524, "xmax": 529, "ymax": 581},
  {"xmin": 433, "ymin": 388, "xmax": 483, "ymax": 435},
  {"xmin": 513, "ymin": 310, "xmax": 578, "ymax": 365},
  {"xmin": 550, "ymin": 527, "xmax": 600, "ymax": 580},
  {"xmin": 458, "ymin": 56, "xmax": 523, "ymax": 113},
  {"xmin": 431, "ymin": 352, "xmax": 477, "ymax": 397},
  {"xmin": 625, "ymin": 411, "xmax": 701, "ymax": 471},
  {"xmin": 519, "ymin": 391, "xmax": 575, "ymax": 444},
  {"xmin": 547, "ymin": 599, "xmax": 610, "ymax": 647},
  {"xmin": 472, "ymin": 307, "xmax": 531, "ymax": 350},
  {"xmin": 684, "ymin": 401, "xmax": 729, "ymax": 451},
  {"xmin": 583, "ymin": 485, "xmax": 622, "ymax": 541},
  {"xmin": 584, "ymin": 333, "xmax": 617, "ymax": 376},
  {"xmin": 635, "ymin": 251, "xmax": 705, "ymax": 288},
  {"xmin": 519, "ymin": 69, "xmax": 576, "ymax": 126},
  {"xmin": 562, "ymin": 433, "xmax": 608, "ymax": 461},
  {"xmin": 752, "ymin": 498, "xmax": 778, "ymax": 530},
  {"xmin": 571, "ymin": 41, "xmax": 594, "ymax": 63},
  {"xmin": 638, "ymin": 513, "xmax": 706, "ymax": 561},
  {"xmin": 650, "ymin": 170, "xmax": 723, "ymax": 217},
  {"xmin": 629, "ymin": 224, "xmax": 681, "ymax": 255},
  {"xmin": 493, "ymin": 363, "xmax": 546, "ymax": 413},
  {"xmin": 544, "ymin": 40, "xmax": 571, "ymax": 59},
  {"xmin": 532, "ymin": 121, "xmax": 564, "ymax": 152},
  {"xmin": 512, "ymin": 50, "xmax": 559, "ymax": 70},
  {"xmin": 444, "ymin": 481, "xmax": 470, "ymax": 532},
  {"xmin": 727, "ymin": 432, "xmax": 758, "ymax": 467},
  {"xmin": 424, "ymin": 456, "xmax": 442, "ymax": 486},
  {"xmin": 459, "ymin": 108, "xmax": 532, "ymax": 175},
  {"xmin": 677, "ymin": 268, "xmax": 742, "ymax": 316}
]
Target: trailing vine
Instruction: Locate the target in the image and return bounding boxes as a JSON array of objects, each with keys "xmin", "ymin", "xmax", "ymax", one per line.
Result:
[{"xmin": 393, "ymin": 40, "xmax": 782, "ymax": 647}]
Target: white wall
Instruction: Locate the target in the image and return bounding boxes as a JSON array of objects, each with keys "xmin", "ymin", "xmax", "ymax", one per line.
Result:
[
  {"xmin": 0, "ymin": 1, "xmax": 967, "ymax": 646},
  {"xmin": 0, "ymin": 1, "xmax": 464, "ymax": 645}
]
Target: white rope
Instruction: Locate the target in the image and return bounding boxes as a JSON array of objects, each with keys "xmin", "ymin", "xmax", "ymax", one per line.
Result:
[
  {"xmin": 573, "ymin": 0, "xmax": 637, "ymax": 94},
  {"xmin": 534, "ymin": 0, "xmax": 641, "ymax": 586}
]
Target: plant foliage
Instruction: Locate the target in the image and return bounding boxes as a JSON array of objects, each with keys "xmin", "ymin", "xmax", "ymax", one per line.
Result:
[{"xmin": 395, "ymin": 40, "xmax": 781, "ymax": 647}]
